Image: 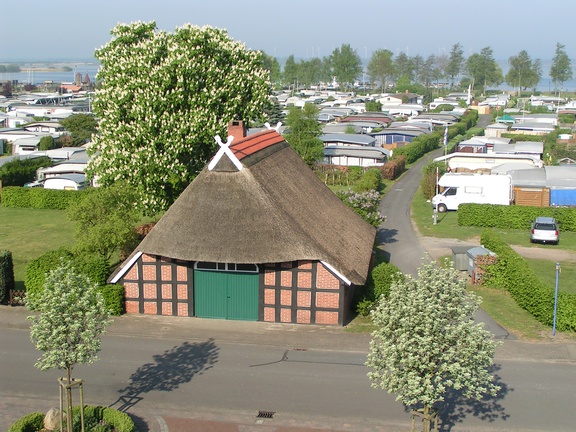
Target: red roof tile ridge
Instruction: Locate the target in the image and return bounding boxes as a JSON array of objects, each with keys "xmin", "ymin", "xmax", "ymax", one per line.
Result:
[{"xmin": 231, "ymin": 129, "xmax": 285, "ymax": 160}]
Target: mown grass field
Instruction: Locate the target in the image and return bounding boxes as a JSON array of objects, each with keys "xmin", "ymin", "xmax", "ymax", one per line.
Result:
[{"xmin": 0, "ymin": 205, "xmax": 76, "ymax": 289}]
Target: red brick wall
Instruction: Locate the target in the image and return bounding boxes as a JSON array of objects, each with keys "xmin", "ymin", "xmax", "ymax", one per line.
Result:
[
  {"xmin": 263, "ymin": 261, "xmax": 344, "ymax": 325},
  {"xmin": 121, "ymin": 255, "xmax": 191, "ymax": 317}
]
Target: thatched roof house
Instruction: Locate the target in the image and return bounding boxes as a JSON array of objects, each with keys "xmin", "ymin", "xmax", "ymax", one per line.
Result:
[{"xmin": 112, "ymin": 121, "xmax": 376, "ymax": 325}]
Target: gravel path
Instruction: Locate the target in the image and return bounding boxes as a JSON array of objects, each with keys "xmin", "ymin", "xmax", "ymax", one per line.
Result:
[{"xmin": 419, "ymin": 234, "xmax": 576, "ymax": 263}]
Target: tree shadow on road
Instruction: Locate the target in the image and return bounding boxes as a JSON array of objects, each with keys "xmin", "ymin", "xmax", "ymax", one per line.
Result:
[
  {"xmin": 110, "ymin": 338, "xmax": 219, "ymax": 412},
  {"xmin": 437, "ymin": 363, "xmax": 512, "ymax": 431}
]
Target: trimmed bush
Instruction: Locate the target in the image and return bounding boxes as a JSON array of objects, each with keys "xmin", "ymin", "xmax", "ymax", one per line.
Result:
[
  {"xmin": 25, "ymin": 248, "xmax": 74, "ymax": 299},
  {"xmin": 7, "ymin": 412, "xmax": 44, "ymax": 432},
  {"xmin": 381, "ymin": 156, "xmax": 405, "ymax": 180},
  {"xmin": 356, "ymin": 262, "xmax": 404, "ymax": 316},
  {"xmin": 1, "ymin": 186, "xmax": 89, "ymax": 210},
  {"xmin": 99, "ymin": 284, "xmax": 125, "ymax": 316},
  {"xmin": 9, "ymin": 406, "xmax": 135, "ymax": 432},
  {"xmin": 0, "ymin": 250, "xmax": 15, "ymax": 303},
  {"xmin": 24, "ymin": 249, "xmax": 112, "ymax": 306},
  {"xmin": 480, "ymin": 229, "xmax": 576, "ymax": 332},
  {"xmin": 458, "ymin": 204, "xmax": 576, "ymax": 232}
]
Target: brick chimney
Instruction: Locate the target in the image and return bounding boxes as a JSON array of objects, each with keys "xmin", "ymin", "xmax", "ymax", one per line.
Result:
[{"xmin": 228, "ymin": 120, "xmax": 247, "ymax": 141}]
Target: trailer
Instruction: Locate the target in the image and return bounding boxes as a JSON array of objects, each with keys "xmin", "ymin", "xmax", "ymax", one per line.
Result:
[
  {"xmin": 43, "ymin": 174, "xmax": 89, "ymax": 191},
  {"xmin": 431, "ymin": 173, "xmax": 513, "ymax": 212}
]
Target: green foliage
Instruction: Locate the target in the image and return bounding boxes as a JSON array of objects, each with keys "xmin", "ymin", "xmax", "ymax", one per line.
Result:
[
  {"xmin": 0, "ymin": 250, "xmax": 15, "ymax": 303},
  {"xmin": 480, "ymin": 230, "xmax": 576, "ymax": 332},
  {"xmin": 365, "ymin": 100, "xmax": 383, "ymax": 112},
  {"xmin": 284, "ymin": 104, "xmax": 324, "ymax": 164},
  {"xmin": 336, "ymin": 189, "xmax": 384, "ymax": 227},
  {"xmin": 328, "ymin": 44, "xmax": 363, "ymax": 89},
  {"xmin": 67, "ymin": 185, "xmax": 140, "ymax": 260},
  {"xmin": 392, "ymin": 131, "xmax": 441, "ymax": 163},
  {"xmin": 25, "ymin": 248, "xmax": 74, "ymax": 299},
  {"xmin": 367, "ymin": 261, "xmax": 500, "ymax": 425},
  {"xmin": 39, "ymin": 135, "xmax": 55, "ymax": 151},
  {"xmin": 465, "ymin": 127, "xmax": 485, "ymax": 139},
  {"xmin": 458, "ymin": 204, "xmax": 576, "ymax": 232},
  {"xmin": 99, "ymin": 284, "xmax": 125, "ymax": 316},
  {"xmin": 9, "ymin": 406, "xmax": 135, "ymax": 432},
  {"xmin": 0, "ymin": 156, "xmax": 51, "ymax": 187},
  {"xmin": 505, "ymin": 50, "xmax": 542, "ymax": 94},
  {"xmin": 24, "ymin": 248, "xmax": 112, "ymax": 302},
  {"xmin": 28, "ymin": 260, "xmax": 112, "ymax": 371},
  {"xmin": 466, "ymin": 46, "xmax": 503, "ymax": 93},
  {"xmin": 59, "ymin": 114, "xmax": 98, "ymax": 146},
  {"xmin": 1, "ymin": 186, "xmax": 88, "ymax": 209},
  {"xmin": 420, "ymin": 162, "xmax": 448, "ymax": 200},
  {"xmin": 550, "ymin": 43, "xmax": 573, "ymax": 91},
  {"xmin": 7, "ymin": 412, "xmax": 44, "ymax": 432},
  {"xmin": 433, "ymin": 104, "xmax": 454, "ymax": 112},
  {"xmin": 73, "ymin": 254, "xmax": 111, "ymax": 286},
  {"xmin": 356, "ymin": 262, "xmax": 404, "ymax": 316},
  {"xmin": 353, "ymin": 168, "xmax": 382, "ymax": 192},
  {"xmin": 367, "ymin": 49, "xmax": 395, "ymax": 91},
  {"xmin": 90, "ymin": 22, "xmax": 270, "ymax": 215}
]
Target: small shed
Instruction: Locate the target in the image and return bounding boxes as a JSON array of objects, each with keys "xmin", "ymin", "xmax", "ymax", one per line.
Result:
[
  {"xmin": 467, "ymin": 246, "xmax": 495, "ymax": 281},
  {"xmin": 451, "ymin": 246, "xmax": 471, "ymax": 271}
]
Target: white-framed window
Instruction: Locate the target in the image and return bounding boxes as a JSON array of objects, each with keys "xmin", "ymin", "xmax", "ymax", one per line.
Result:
[{"xmin": 194, "ymin": 262, "xmax": 259, "ymax": 273}]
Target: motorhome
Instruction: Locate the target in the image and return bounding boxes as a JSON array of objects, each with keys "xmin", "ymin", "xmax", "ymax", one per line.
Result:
[{"xmin": 431, "ymin": 173, "xmax": 513, "ymax": 212}]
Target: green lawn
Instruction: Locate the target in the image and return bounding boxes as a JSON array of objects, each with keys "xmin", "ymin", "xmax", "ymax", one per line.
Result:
[
  {"xmin": 410, "ymin": 187, "xmax": 576, "ymax": 340},
  {"xmin": 0, "ymin": 205, "xmax": 76, "ymax": 289},
  {"xmin": 412, "ymin": 187, "xmax": 576, "ymax": 249}
]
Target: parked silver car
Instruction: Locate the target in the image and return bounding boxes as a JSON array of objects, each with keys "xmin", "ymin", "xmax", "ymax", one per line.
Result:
[{"xmin": 530, "ymin": 217, "xmax": 559, "ymax": 245}]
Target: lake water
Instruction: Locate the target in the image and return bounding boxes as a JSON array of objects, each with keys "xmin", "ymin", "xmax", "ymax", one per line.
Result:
[{"xmin": 0, "ymin": 62, "xmax": 101, "ymax": 86}]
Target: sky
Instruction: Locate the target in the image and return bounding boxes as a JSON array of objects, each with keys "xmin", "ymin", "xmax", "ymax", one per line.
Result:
[{"xmin": 3, "ymin": 0, "xmax": 576, "ymax": 64}]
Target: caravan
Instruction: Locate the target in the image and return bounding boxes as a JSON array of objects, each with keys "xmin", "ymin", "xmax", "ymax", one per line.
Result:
[{"xmin": 431, "ymin": 173, "xmax": 513, "ymax": 212}]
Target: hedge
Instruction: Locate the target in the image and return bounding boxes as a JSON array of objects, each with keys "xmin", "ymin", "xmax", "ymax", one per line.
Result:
[
  {"xmin": 7, "ymin": 412, "xmax": 44, "ymax": 432},
  {"xmin": 458, "ymin": 204, "xmax": 576, "ymax": 232},
  {"xmin": 0, "ymin": 250, "xmax": 15, "ymax": 303},
  {"xmin": 1, "ymin": 186, "xmax": 89, "ymax": 210},
  {"xmin": 24, "ymin": 248, "xmax": 112, "ymax": 310},
  {"xmin": 391, "ymin": 109, "xmax": 478, "ymax": 164},
  {"xmin": 480, "ymin": 229, "xmax": 576, "ymax": 332},
  {"xmin": 356, "ymin": 262, "xmax": 404, "ymax": 316},
  {"xmin": 8, "ymin": 405, "xmax": 135, "ymax": 432},
  {"xmin": 99, "ymin": 284, "xmax": 125, "ymax": 316}
]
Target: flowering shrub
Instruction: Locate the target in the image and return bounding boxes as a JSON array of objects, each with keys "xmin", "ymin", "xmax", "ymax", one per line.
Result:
[
  {"xmin": 336, "ymin": 189, "xmax": 385, "ymax": 227},
  {"xmin": 89, "ymin": 21, "xmax": 270, "ymax": 215}
]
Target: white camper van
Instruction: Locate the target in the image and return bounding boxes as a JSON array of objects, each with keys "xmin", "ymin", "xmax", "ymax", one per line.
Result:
[
  {"xmin": 43, "ymin": 174, "xmax": 89, "ymax": 191},
  {"xmin": 431, "ymin": 173, "xmax": 512, "ymax": 212}
]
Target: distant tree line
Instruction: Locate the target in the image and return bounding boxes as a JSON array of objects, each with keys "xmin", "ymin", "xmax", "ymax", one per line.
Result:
[{"xmin": 260, "ymin": 42, "xmax": 573, "ymax": 96}]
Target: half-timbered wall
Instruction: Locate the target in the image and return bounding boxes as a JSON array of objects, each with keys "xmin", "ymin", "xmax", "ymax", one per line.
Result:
[
  {"xmin": 120, "ymin": 256, "xmax": 348, "ymax": 325},
  {"xmin": 121, "ymin": 254, "xmax": 194, "ymax": 317},
  {"xmin": 262, "ymin": 260, "xmax": 344, "ymax": 325}
]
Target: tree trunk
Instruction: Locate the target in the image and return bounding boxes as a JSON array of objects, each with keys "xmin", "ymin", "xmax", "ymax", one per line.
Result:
[
  {"xmin": 66, "ymin": 366, "xmax": 73, "ymax": 432},
  {"xmin": 423, "ymin": 405, "xmax": 431, "ymax": 432}
]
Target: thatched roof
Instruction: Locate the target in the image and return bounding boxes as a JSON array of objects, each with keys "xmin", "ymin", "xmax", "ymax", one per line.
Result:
[{"xmin": 118, "ymin": 129, "xmax": 376, "ymax": 285}]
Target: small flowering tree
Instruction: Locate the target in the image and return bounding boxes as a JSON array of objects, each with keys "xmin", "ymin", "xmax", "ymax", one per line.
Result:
[
  {"xmin": 28, "ymin": 260, "xmax": 112, "ymax": 432},
  {"xmin": 366, "ymin": 262, "xmax": 500, "ymax": 432},
  {"xmin": 336, "ymin": 189, "xmax": 385, "ymax": 227},
  {"xmin": 89, "ymin": 21, "xmax": 270, "ymax": 214}
]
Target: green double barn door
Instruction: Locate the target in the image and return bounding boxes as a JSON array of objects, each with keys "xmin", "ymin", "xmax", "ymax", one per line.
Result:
[{"xmin": 194, "ymin": 270, "xmax": 259, "ymax": 321}]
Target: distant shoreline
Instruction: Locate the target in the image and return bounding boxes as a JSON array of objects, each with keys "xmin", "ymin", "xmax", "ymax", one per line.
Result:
[{"xmin": 22, "ymin": 68, "xmax": 71, "ymax": 72}]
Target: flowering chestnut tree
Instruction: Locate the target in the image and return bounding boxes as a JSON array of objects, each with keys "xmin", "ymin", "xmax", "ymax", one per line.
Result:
[
  {"xmin": 89, "ymin": 22, "xmax": 270, "ymax": 214},
  {"xmin": 366, "ymin": 262, "xmax": 500, "ymax": 432}
]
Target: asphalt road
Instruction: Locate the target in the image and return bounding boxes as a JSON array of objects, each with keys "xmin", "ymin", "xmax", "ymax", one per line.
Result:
[{"xmin": 1, "ymin": 326, "xmax": 575, "ymax": 432}]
